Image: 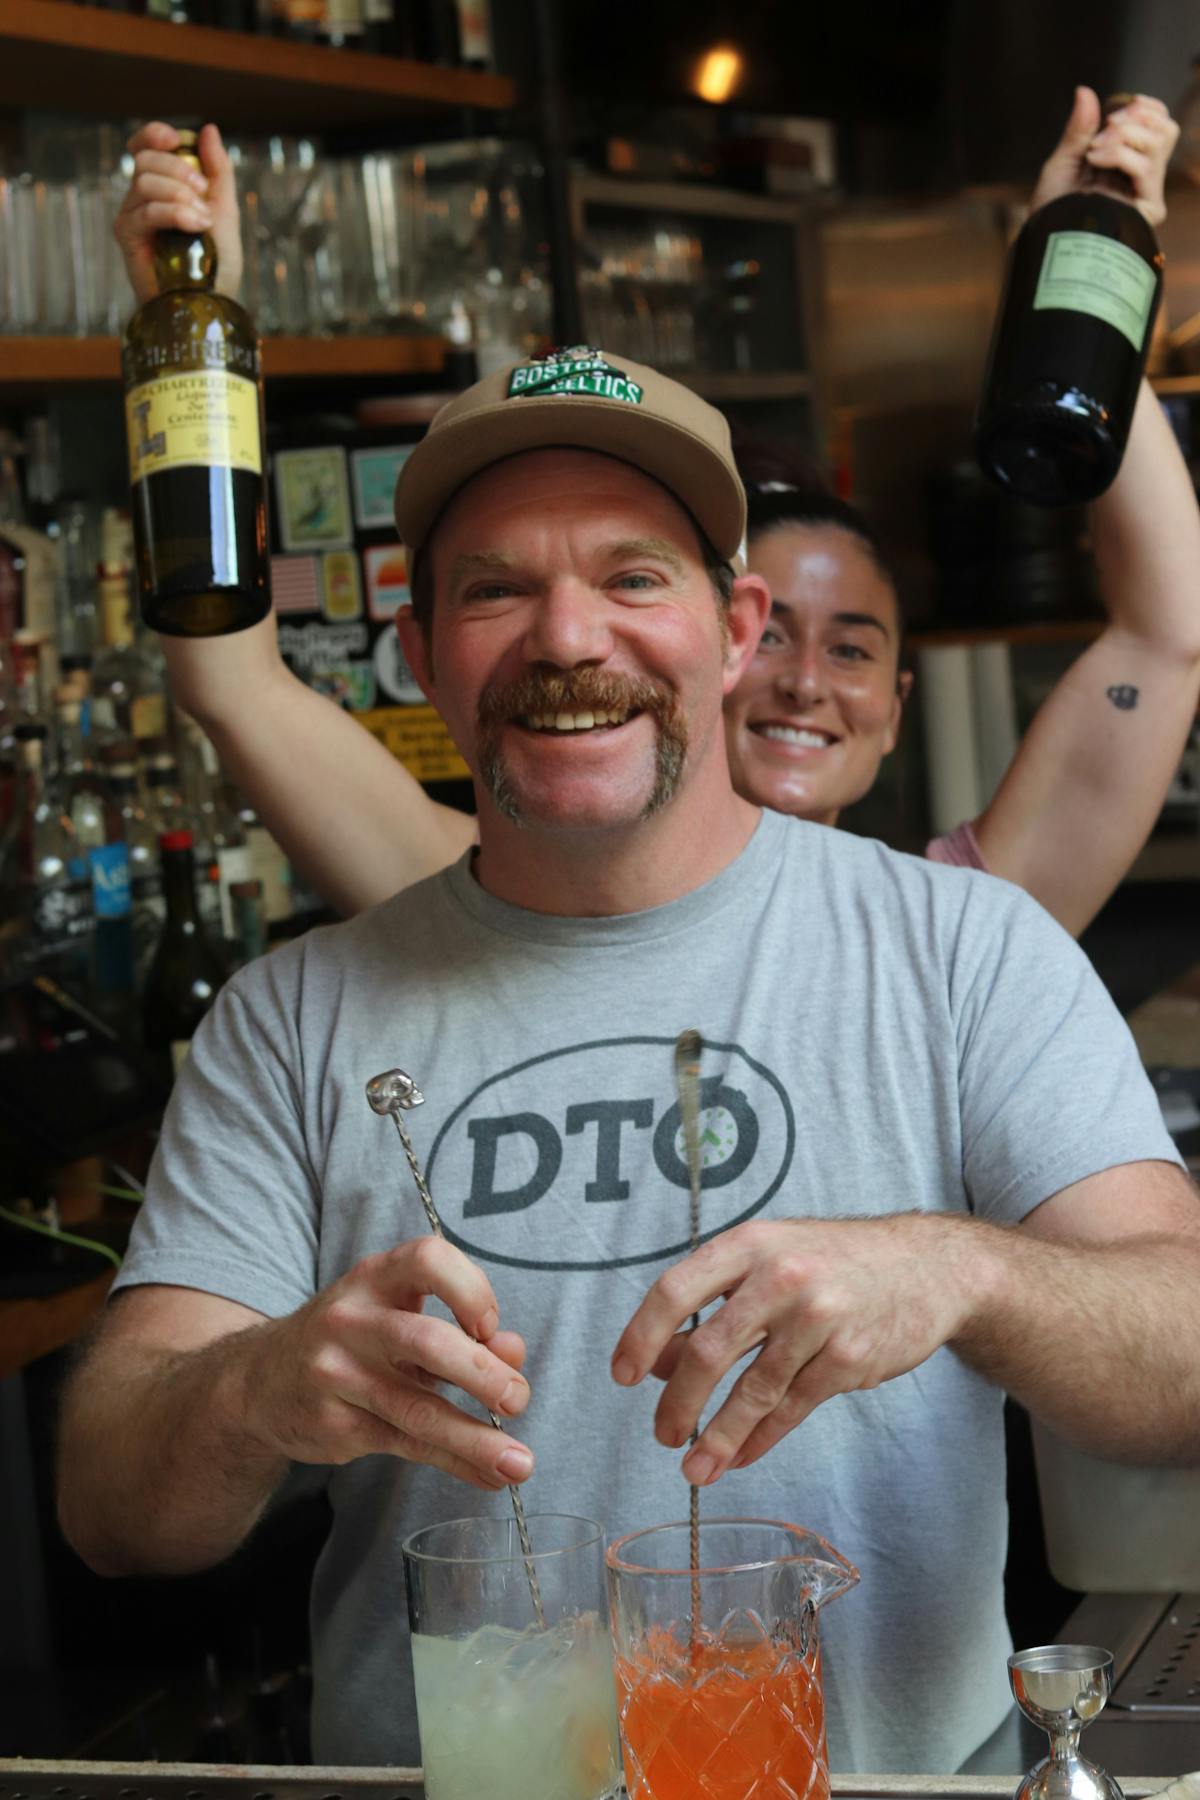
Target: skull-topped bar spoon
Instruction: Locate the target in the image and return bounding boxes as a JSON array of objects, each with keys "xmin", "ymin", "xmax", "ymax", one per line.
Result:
[
  {"xmin": 366, "ymin": 1068, "xmax": 546, "ymax": 1631},
  {"xmin": 673, "ymin": 1029, "xmax": 705, "ymax": 1645}
]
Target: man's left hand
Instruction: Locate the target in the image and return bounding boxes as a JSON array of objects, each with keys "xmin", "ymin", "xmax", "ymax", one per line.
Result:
[{"xmin": 611, "ymin": 1214, "xmax": 985, "ymax": 1484}]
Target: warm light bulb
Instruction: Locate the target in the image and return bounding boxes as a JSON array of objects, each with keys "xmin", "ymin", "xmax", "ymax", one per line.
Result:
[{"xmin": 694, "ymin": 46, "xmax": 743, "ymax": 105}]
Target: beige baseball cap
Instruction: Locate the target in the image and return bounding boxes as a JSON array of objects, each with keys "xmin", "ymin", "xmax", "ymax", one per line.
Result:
[{"xmin": 394, "ymin": 347, "xmax": 746, "ymax": 563}]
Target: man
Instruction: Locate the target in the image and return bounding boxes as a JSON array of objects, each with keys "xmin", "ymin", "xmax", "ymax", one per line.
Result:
[{"xmin": 59, "ymin": 350, "xmax": 1200, "ymax": 1775}]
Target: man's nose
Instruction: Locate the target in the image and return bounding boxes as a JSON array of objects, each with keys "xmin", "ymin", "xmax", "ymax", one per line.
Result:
[{"xmin": 522, "ymin": 579, "xmax": 615, "ymax": 667}]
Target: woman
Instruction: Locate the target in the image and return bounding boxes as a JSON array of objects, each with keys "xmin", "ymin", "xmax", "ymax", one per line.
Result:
[{"xmin": 116, "ymin": 90, "xmax": 1200, "ymax": 935}]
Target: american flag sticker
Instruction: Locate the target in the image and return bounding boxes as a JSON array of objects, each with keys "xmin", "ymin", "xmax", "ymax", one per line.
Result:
[{"xmin": 271, "ymin": 554, "xmax": 320, "ymax": 615}]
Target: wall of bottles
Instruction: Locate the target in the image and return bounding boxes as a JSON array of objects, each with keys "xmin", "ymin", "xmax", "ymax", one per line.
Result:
[
  {"xmin": 0, "ymin": 425, "xmax": 305, "ymax": 1074},
  {"xmin": 59, "ymin": 0, "xmax": 494, "ymax": 64}
]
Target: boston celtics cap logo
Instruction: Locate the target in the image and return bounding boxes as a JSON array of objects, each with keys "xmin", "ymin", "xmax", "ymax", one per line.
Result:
[{"xmin": 507, "ymin": 345, "xmax": 644, "ymax": 406}]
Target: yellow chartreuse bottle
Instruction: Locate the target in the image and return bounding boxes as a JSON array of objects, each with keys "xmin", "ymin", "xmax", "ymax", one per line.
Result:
[{"xmin": 122, "ymin": 128, "xmax": 270, "ymax": 637}]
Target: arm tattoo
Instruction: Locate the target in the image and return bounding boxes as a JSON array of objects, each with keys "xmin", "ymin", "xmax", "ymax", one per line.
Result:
[{"xmin": 1106, "ymin": 684, "xmax": 1139, "ymax": 712}]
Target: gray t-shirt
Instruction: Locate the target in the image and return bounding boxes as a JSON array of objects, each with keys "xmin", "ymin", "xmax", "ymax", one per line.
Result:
[{"xmin": 115, "ymin": 810, "xmax": 1179, "ymax": 1774}]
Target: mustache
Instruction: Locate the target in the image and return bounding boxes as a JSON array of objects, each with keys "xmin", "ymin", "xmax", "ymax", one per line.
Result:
[{"xmin": 476, "ymin": 668, "xmax": 677, "ymax": 728}]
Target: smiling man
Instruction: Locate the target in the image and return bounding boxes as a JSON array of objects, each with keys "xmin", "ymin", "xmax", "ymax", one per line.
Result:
[{"xmin": 59, "ymin": 349, "xmax": 1200, "ymax": 1777}]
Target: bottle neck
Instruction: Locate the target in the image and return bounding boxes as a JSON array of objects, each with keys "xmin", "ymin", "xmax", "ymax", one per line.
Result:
[
  {"xmin": 153, "ymin": 230, "xmax": 218, "ymax": 294},
  {"xmin": 162, "ymin": 847, "xmax": 201, "ymax": 923}
]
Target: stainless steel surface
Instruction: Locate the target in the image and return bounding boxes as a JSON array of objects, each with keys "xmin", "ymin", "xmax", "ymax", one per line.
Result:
[
  {"xmin": 1009, "ymin": 1645, "xmax": 1123, "ymax": 1800},
  {"xmin": 672, "ymin": 1027, "xmax": 704, "ymax": 1633},
  {"xmin": 0, "ymin": 1764, "xmax": 1180, "ymax": 1800},
  {"xmin": 365, "ymin": 1067, "xmax": 545, "ymax": 1632},
  {"xmin": 1114, "ymin": 1597, "xmax": 1200, "ymax": 1714}
]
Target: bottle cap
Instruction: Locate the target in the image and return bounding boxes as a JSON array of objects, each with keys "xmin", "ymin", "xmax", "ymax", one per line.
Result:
[{"xmin": 160, "ymin": 829, "xmax": 194, "ymax": 852}]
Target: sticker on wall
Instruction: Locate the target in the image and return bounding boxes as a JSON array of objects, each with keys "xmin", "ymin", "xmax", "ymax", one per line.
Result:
[
  {"xmin": 364, "ymin": 543, "xmax": 411, "ymax": 622},
  {"xmin": 352, "ymin": 445, "xmax": 415, "ymax": 530},
  {"xmin": 321, "ymin": 549, "xmax": 363, "ymax": 622},
  {"xmin": 275, "ymin": 446, "xmax": 354, "ymax": 551},
  {"xmin": 373, "ymin": 625, "xmax": 425, "ymax": 705}
]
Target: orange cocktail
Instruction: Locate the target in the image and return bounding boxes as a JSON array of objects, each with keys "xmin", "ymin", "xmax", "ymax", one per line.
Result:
[
  {"xmin": 605, "ymin": 1520, "xmax": 859, "ymax": 1800},
  {"xmin": 615, "ymin": 1629, "xmax": 829, "ymax": 1800}
]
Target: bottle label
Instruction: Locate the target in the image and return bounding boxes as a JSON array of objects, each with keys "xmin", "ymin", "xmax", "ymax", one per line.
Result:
[
  {"xmin": 89, "ymin": 842, "xmax": 132, "ymax": 920},
  {"xmin": 131, "ymin": 692, "xmax": 169, "ymax": 740},
  {"xmin": 125, "ymin": 370, "xmax": 263, "ymax": 486},
  {"xmin": 1033, "ymin": 230, "xmax": 1158, "ymax": 352}
]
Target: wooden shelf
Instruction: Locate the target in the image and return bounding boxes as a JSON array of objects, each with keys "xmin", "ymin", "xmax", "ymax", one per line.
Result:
[
  {"xmin": 1151, "ymin": 373, "xmax": 1200, "ymax": 397},
  {"xmin": 574, "ymin": 172, "xmax": 802, "ymax": 225},
  {"xmin": 0, "ymin": 0, "xmax": 515, "ymax": 128},
  {"xmin": 0, "ymin": 333, "xmax": 447, "ymax": 392}
]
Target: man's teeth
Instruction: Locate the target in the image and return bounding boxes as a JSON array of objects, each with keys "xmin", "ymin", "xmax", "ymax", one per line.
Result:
[
  {"xmin": 761, "ymin": 725, "xmax": 831, "ymax": 748},
  {"xmin": 524, "ymin": 708, "xmax": 630, "ymax": 731}
]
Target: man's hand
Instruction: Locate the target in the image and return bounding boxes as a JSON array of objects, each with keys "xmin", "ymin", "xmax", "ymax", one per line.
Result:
[
  {"xmin": 242, "ymin": 1237, "xmax": 534, "ymax": 1491},
  {"xmin": 611, "ymin": 1215, "xmax": 984, "ymax": 1485},
  {"xmin": 1031, "ymin": 85, "xmax": 1178, "ymax": 228},
  {"xmin": 115, "ymin": 120, "xmax": 244, "ymax": 306}
]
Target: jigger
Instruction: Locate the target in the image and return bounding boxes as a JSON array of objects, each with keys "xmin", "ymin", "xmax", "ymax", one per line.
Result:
[{"xmin": 1008, "ymin": 1645, "xmax": 1124, "ymax": 1800}]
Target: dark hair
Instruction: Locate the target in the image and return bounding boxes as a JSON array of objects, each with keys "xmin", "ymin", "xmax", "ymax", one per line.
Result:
[
  {"xmin": 406, "ymin": 495, "xmax": 734, "ymax": 640},
  {"xmin": 733, "ymin": 429, "xmax": 906, "ymax": 658}
]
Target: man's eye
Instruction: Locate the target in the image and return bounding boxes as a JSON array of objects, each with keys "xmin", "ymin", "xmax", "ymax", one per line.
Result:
[
  {"xmin": 612, "ymin": 571, "xmax": 660, "ymax": 591},
  {"xmin": 465, "ymin": 582, "xmax": 519, "ymax": 601}
]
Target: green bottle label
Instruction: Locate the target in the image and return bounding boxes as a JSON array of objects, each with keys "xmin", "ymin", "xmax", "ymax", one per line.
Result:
[{"xmin": 1033, "ymin": 229, "xmax": 1157, "ymax": 352}]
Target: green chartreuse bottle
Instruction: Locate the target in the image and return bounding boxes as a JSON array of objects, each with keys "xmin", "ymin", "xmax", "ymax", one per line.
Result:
[{"xmin": 122, "ymin": 128, "xmax": 270, "ymax": 637}]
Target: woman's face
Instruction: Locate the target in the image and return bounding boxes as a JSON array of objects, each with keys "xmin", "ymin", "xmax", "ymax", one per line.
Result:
[{"xmin": 724, "ymin": 523, "xmax": 912, "ymax": 825}]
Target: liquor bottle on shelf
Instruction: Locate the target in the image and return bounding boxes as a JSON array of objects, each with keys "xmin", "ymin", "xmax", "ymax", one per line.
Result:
[
  {"xmin": 122, "ymin": 128, "xmax": 270, "ymax": 638},
  {"xmin": 454, "ymin": 0, "xmax": 491, "ymax": 68},
  {"xmin": 144, "ymin": 743, "xmax": 188, "ymax": 838},
  {"xmin": 55, "ymin": 696, "xmax": 106, "ymax": 849},
  {"xmin": 6, "ymin": 721, "xmax": 93, "ymax": 988},
  {"xmin": 91, "ymin": 555, "xmax": 170, "ymax": 747},
  {"xmin": 101, "ymin": 744, "xmax": 165, "ymax": 974},
  {"xmin": 415, "ymin": 0, "xmax": 460, "ymax": 63},
  {"xmin": 362, "ymin": 0, "xmax": 401, "ymax": 53},
  {"xmin": 0, "ymin": 433, "xmax": 59, "ymax": 666},
  {"xmin": 229, "ymin": 875, "xmax": 266, "ymax": 963},
  {"xmin": 320, "ymin": 0, "xmax": 365, "ymax": 47},
  {"xmin": 141, "ymin": 829, "xmax": 228, "ymax": 1079},
  {"xmin": 975, "ymin": 98, "xmax": 1165, "ymax": 506}
]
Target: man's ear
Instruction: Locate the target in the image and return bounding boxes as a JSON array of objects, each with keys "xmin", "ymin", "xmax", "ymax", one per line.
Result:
[
  {"xmin": 721, "ymin": 574, "xmax": 771, "ymax": 697},
  {"xmin": 395, "ymin": 607, "xmax": 436, "ymax": 703}
]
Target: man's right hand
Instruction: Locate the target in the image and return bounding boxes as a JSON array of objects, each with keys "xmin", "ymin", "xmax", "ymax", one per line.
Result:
[
  {"xmin": 241, "ymin": 1237, "xmax": 535, "ymax": 1491},
  {"xmin": 115, "ymin": 120, "xmax": 245, "ymax": 306}
]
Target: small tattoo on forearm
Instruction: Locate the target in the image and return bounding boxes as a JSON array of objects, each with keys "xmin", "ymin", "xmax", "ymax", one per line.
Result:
[{"xmin": 1106, "ymin": 684, "xmax": 1139, "ymax": 711}]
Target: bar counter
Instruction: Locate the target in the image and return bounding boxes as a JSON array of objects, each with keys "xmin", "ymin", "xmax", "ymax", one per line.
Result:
[{"xmin": 0, "ymin": 1768, "xmax": 1183, "ymax": 1800}]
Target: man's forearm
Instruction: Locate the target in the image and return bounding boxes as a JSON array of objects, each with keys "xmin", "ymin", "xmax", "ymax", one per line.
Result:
[
  {"xmin": 58, "ymin": 1321, "xmax": 287, "ymax": 1577},
  {"xmin": 953, "ymin": 1219, "xmax": 1200, "ymax": 1463}
]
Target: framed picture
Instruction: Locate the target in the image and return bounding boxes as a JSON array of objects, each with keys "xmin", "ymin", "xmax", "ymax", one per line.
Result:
[
  {"xmin": 275, "ymin": 446, "xmax": 354, "ymax": 551},
  {"xmin": 351, "ymin": 445, "xmax": 414, "ymax": 530}
]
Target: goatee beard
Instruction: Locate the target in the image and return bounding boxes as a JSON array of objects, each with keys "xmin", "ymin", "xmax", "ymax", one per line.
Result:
[{"xmin": 475, "ymin": 669, "xmax": 688, "ymax": 826}]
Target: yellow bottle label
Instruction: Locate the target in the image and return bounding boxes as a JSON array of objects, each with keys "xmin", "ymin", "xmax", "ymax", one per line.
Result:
[
  {"xmin": 131, "ymin": 693, "xmax": 168, "ymax": 740},
  {"xmin": 125, "ymin": 370, "xmax": 263, "ymax": 486}
]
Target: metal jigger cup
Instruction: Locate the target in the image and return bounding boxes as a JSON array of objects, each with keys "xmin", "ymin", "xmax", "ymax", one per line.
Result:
[{"xmin": 1008, "ymin": 1645, "xmax": 1124, "ymax": 1800}]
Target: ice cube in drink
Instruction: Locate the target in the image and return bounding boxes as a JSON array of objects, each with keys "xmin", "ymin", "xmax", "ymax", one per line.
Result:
[{"xmin": 411, "ymin": 1608, "xmax": 621, "ymax": 1800}]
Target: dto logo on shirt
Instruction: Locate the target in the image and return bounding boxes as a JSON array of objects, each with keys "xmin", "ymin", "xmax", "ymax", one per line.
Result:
[{"xmin": 424, "ymin": 1036, "xmax": 794, "ymax": 1270}]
